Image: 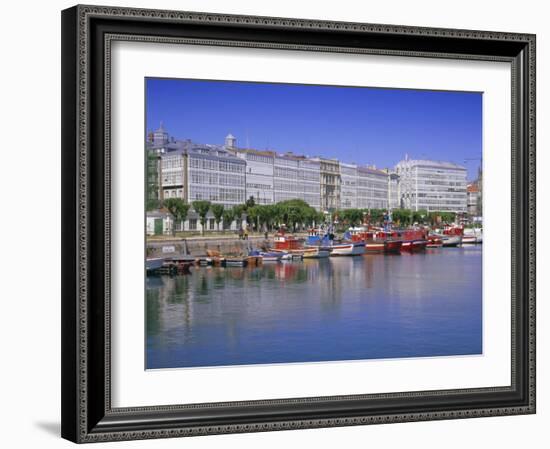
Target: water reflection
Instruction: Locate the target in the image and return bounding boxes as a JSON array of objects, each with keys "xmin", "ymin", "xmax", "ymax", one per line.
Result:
[{"xmin": 146, "ymin": 247, "xmax": 482, "ymax": 369}]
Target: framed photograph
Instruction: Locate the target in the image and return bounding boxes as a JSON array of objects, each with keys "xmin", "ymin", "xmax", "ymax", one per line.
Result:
[{"xmin": 61, "ymin": 4, "xmax": 536, "ymax": 443}]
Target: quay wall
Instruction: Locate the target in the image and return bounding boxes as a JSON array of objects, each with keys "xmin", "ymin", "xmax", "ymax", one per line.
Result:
[{"xmin": 147, "ymin": 236, "xmax": 275, "ymax": 257}]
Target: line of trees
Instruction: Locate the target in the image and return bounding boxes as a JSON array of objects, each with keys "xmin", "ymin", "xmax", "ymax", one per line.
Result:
[
  {"xmin": 334, "ymin": 208, "xmax": 456, "ymax": 228},
  {"xmin": 160, "ymin": 197, "xmax": 325, "ymax": 235},
  {"xmin": 161, "ymin": 197, "xmax": 457, "ymax": 236}
]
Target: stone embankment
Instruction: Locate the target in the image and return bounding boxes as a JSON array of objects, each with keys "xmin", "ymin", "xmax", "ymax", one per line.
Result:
[{"xmin": 147, "ymin": 236, "xmax": 273, "ymax": 257}]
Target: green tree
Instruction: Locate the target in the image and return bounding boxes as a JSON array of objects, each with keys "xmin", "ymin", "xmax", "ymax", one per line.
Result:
[
  {"xmin": 192, "ymin": 200, "xmax": 211, "ymax": 235},
  {"xmin": 233, "ymin": 204, "xmax": 246, "ymax": 228},
  {"xmin": 222, "ymin": 207, "xmax": 236, "ymax": 232},
  {"xmin": 245, "ymin": 196, "xmax": 256, "ymax": 209},
  {"xmin": 163, "ymin": 198, "xmax": 190, "ymax": 236},
  {"xmin": 211, "ymin": 204, "xmax": 224, "ymax": 231},
  {"xmin": 341, "ymin": 208, "xmax": 363, "ymax": 227},
  {"xmin": 368, "ymin": 209, "xmax": 385, "ymax": 224},
  {"xmin": 246, "ymin": 206, "xmax": 261, "ymax": 231},
  {"xmin": 392, "ymin": 209, "xmax": 412, "ymax": 226},
  {"xmin": 262, "ymin": 204, "xmax": 281, "ymax": 231},
  {"xmin": 146, "ymin": 150, "xmax": 161, "ymax": 211},
  {"xmin": 412, "ymin": 209, "xmax": 428, "ymax": 224},
  {"xmin": 438, "ymin": 211, "xmax": 456, "ymax": 224}
]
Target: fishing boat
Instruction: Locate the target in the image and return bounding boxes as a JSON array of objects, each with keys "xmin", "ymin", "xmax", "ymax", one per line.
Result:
[
  {"xmin": 441, "ymin": 234, "xmax": 462, "ymax": 247},
  {"xmin": 437, "ymin": 224, "xmax": 464, "ymax": 246},
  {"xmin": 463, "ymin": 228, "xmax": 483, "ymax": 244},
  {"xmin": 348, "ymin": 227, "xmax": 402, "ymax": 254},
  {"xmin": 257, "ymin": 251, "xmax": 283, "ymax": 262},
  {"xmin": 429, "ymin": 232, "xmax": 462, "ymax": 247},
  {"xmin": 398, "ymin": 229, "xmax": 428, "ymax": 252},
  {"xmin": 271, "ymin": 230, "xmax": 306, "ymax": 259},
  {"xmin": 427, "ymin": 234, "xmax": 444, "ymax": 248},
  {"xmin": 305, "ymin": 233, "xmax": 364, "ymax": 256},
  {"xmin": 302, "ymin": 246, "xmax": 330, "ymax": 259},
  {"xmin": 329, "ymin": 240, "xmax": 366, "ymax": 256}
]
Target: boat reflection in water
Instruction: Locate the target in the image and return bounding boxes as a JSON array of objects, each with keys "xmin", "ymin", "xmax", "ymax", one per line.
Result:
[{"xmin": 146, "ymin": 247, "xmax": 482, "ymax": 369}]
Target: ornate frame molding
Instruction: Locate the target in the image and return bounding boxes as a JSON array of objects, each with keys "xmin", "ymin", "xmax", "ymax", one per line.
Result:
[{"xmin": 62, "ymin": 5, "xmax": 536, "ymax": 443}]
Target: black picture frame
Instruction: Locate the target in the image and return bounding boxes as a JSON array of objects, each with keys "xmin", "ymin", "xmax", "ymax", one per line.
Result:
[{"xmin": 61, "ymin": 4, "xmax": 536, "ymax": 443}]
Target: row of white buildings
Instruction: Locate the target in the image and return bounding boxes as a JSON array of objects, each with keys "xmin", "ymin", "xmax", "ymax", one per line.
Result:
[{"xmin": 147, "ymin": 125, "xmax": 470, "ymax": 213}]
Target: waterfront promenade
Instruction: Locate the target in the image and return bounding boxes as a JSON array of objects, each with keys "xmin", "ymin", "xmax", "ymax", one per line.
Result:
[{"xmin": 146, "ymin": 233, "xmax": 289, "ymax": 258}]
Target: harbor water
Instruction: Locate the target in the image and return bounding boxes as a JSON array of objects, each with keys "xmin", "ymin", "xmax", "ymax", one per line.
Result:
[{"xmin": 146, "ymin": 246, "xmax": 482, "ymax": 369}]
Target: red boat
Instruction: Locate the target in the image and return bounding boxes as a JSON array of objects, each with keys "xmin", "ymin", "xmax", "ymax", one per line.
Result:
[
  {"xmin": 398, "ymin": 229, "xmax": 428, "ymax": 252},
  {"xmin": 348, "ymin": 227, "xmax": 403, "ymax": 254},
  {"xmin": 271, "ymin": 230, "xmax": 305, "ymax": 259},
  {"xmin": 273, "ymin": 231, "xmax": 302, "ymax": 251},
  {"xmin": 442, "ymin": 225, "xmax": 464, "ymax": 236}
]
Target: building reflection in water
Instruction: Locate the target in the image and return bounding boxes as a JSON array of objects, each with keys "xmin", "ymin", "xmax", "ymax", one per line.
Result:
[{"xmin": 146, "ymin": 247, "xmax": 482, "ymax": 369}]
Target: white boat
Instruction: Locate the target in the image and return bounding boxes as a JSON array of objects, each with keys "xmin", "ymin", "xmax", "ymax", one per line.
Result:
[
  {"xmin": 328, "ymin": 241, "xmax": 366, "ymax": 256},
  {"xmin": 302, "ymin": 246, "xmax": 330, "ymax": 259},
  {"xmin": 463, "ymin": 228, "xmax": 483, "ymax": 244},
  {"xmin": 441, "ymin": 235, "xmax": 462, "ymax": 247},
  {"xmin": 259, "ymin": 252, "xmax": 283, "ymax": 262}
]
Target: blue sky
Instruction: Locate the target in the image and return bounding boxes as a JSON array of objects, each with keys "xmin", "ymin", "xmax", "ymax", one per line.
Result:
[{"xmin": 146, "ymin": 78, "xmax": 482, "ymax": 180}]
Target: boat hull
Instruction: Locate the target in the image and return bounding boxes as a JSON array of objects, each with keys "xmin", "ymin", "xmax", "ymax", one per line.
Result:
[
  {"xmin": 146, "ymin": 257, "xmax": 164, "ymax": 272},
  {"xmin": 223, "ymin": 258, "xmax": 249, "ymax": 267},
  {"xmin": 329, "ymin": 242, "xmax": 366, "ymax": 256},
  {"xmin": 401, "ymin": 240, "xmax": 428, "ymax": 252},
  {"xmin": 384, "ymin": 240, "xmax": 403, "ymax": 253},
  {"xmin": 364, "ymin": 241, "xmax": 385, "ymax": 253},
  {"xmin": 442, "ymin": 235, "xmax": 462, "ymax": 247},
  {"xmin": 302, "ymin": 247, "xmax": 330, "ymax": 259}
]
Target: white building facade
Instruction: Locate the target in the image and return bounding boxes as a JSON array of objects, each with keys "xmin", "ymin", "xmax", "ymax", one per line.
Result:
[
  {"xmin": 356, "ymin": 166, "xmax": 389, "ymax": 209},
  {"xmin": 298, "ymin": 158, "xmax": 321, "ymax": 210},
  {"xmin": 273, "ymin": 154, "xmax": 300, "ymax": 204},
  {"xmin": 340, "ymin": 162, "xmax": 357, "ymax": 209},
  {"xmin": 234, "ymin": 149, "xmax": 275, "ymax": 205},
  {"xmin": 387, "ymin": 171, "xmax": 400, "ymax": 209},
  {"xmin": 395, "ymin": 158, "xmax": 467, "ymax": 212},
  {"xmin": 187, "ymin": 145, "xmax": 246, "ymax": 208},
  {"xmin": 159, "ymin": 150, "xmax": 186, "ymax": 200}
]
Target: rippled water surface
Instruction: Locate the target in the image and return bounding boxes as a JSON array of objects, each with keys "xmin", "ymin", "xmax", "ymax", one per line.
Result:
[{"xmin": 146, "ymin": 247, "xmax": 482, "ymax": 369}]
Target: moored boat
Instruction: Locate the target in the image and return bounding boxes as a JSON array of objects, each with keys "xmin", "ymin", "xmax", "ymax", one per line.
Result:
[
  {"xmin": 348, "ymin": 227, "xmax": 402, "ymax": 254},
  {"xmin": 463, "ymin": 228, "xmax": 483, "ymax": 244},
  {"xmin": 305, "ymin": 233, "xmax": 364, "ymax": 256},
  {"xmin": 259, "ymin": 251, "xmax": 283, "ymax": 262},
  {"xmin": 302, "ymin": 246, "xmax": 330, "ymax": 259},
  {"xmin": 146, "ymin": 257, "xmax": 165, "ymax": 272},
  {"xmin": 441, "ymin": 234, "xmax": 462, "ymax": 247},
  {"xmin": 461, "ymin": 235, "xmax": 477, "ymax": 244},
  {"xmin": 270, "ymin": 230, "xmax": 308, "ymax": 259},
  {"xmin": 223, "ymin": 257, "xmax": 249, "ymax": 267},
  {"xmin": 384, "ymin": 239, "xmax": 403, "ymax": 253},
  {"xmin": 329, "ymin": 240, "xmax": 366, "ymax": 256},
  {"xmin": 427, "ymin": 234, "xmax": 443, "ymax": 248},
  {"xmin": 399, "ymin": 229, "xmax": 428, "ymax": 252}
]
